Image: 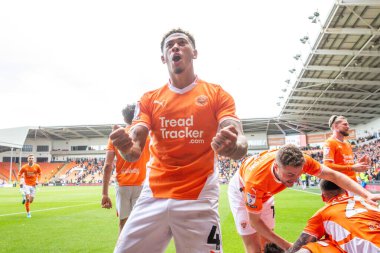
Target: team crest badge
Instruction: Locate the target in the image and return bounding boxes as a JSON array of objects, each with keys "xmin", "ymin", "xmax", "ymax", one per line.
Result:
[
  {"xmin": 240, "ymin": 221, "xmax": 248, "ymax": 229},
  {"xmin": 323, "ymin": 147, "xmax": 330, "ymax": 157},
  {"xmin": 246, "ymin": 188, "xmax": 256, "ymax": 208},
  {"xmin": 195, "ymin": 95, "xmax": 208, "ymax": 106}
]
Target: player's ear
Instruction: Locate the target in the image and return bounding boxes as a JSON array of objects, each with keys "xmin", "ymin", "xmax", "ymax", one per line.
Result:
[
  {"xmin": 193, "ymin": 49, "xmax": 198, "ymax": 59},
  {"xmin": 161, "ymin": 55, "xmax": 166, "ymax": 64},
  {"xmin": 321, "ymin": 193, "xmax": 327, "ymax": 202}
]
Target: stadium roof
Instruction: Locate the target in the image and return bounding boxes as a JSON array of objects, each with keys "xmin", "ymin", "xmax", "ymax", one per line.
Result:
[
  {"xmin": 26, "ymin": 125, "xmax": 113, "ymax": 140},
  {"xmin": 244, "ymin": 0, "xmax": 380, "ymax": 135}
]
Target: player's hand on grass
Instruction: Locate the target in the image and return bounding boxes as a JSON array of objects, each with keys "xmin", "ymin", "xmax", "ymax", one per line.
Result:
[
  {"xmin": 110, "ymin": 125, "xmax": 133, "ymax": 155},
  {"xmin": 211, "ymin": 125, "xmax": 238, "ymax": 158},
  {"xmin": 101, "ymin": 195, "xmax": 112, "ymax": 209}
]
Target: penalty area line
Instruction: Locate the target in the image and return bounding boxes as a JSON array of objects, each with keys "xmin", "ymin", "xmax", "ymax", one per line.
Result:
[{"xmin": 0, "ymin": 202, "xmax": 98, "ymax": 217}]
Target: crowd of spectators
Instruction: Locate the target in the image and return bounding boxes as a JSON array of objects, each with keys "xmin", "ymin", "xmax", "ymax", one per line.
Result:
[
  {"xmin": 217, "ymin": 154, "xmax": 252, "ymax": 184},
  {"xmin": 57, "ymin": 158, "xmax": 107, "ymax": 184}
]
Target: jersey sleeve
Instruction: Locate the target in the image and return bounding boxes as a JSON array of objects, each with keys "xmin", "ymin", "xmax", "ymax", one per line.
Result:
[
  {"xmin": 215, "ymin": 87, "xmax": 239, "ymax": 123},
  {"xmin": 244, "ymin": 182, "xmax": 264, "ymax": 213},
  {"xmin": 303, "ymin": 155, "xmax": 322, "ymax": 176},
  {"xmin": 106, "ymin": 138, "xmax": 116, "ymax": 152},
  {"xmin": 323, "ymin": 140, "xmax": 335, "ymax": 162},
  {"xmin": 36, "ymin": 165, "xmax": 42, "ymax": 180},
  {"xmin": 303, "ymin": 210, "xmax": 325, "ymax": 239},
  {"xmin": 132, "ymin": 94, "xmax": 152, "ymax": 130},
  {"xmin": 18, "ymin": 167, "xmax": 25, "ymax": 180}
]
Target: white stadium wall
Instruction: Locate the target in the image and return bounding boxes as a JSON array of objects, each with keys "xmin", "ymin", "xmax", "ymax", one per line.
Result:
[
  {"xmin": 0, "ymin": 137, "xmax": 108, "ymax": 163},
  {"xmin": 245, "ymin": 132, "xmax": 268, "ymax": 153},
  {"xmin": 352, "ymin": 117, "xmax": 380, "ymax": 139}
]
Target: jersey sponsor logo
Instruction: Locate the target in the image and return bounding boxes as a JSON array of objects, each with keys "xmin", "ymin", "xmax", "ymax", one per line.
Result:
[
  {"xmin": 343, "ymin": 154, "xmax": 354, "ymax": 164},
  {"xmin": 246, "ymin": 188, "xmax": 257, "ymax": 208},
  {"xmin": 368, "ymin": 221, "xmax": 380, "ymax": 231},
  {"xmin": 120, "ymin": 168, "xmax": 140, "ymax": 174},
  {"xmin": 26, "ymin": 171, "xmax": 36, "ymax": 176},
  {"xmin": 195, "ymin": 95, "xmax": 208, "ymax": 106},
  {"xmin": 159, "ymin": 115, "xmax": 205, "ymax": 144}
]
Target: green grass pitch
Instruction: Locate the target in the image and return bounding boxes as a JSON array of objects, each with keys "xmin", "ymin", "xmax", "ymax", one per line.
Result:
[{"xmin": 0, "ymin": 185, "xmax": 323, "ymax": 252}]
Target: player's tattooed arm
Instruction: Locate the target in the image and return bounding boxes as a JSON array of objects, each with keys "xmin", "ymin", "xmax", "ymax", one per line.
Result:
[
  {"xmin": 287, "ymin": 233, "xmax": 317, "ymax": 253},
  {"xmin": 212, "ymin": 119, "xmax": 247, "ymax": 160}
]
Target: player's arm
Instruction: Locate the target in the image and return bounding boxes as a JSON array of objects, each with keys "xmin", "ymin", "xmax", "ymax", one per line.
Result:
[
  {"xmin": 324, "ymin": 159, "xmax": 370, "ymax": 173},
  {"xmin": 287, "ymin": 233, "xmax": 317, "ymax": 253},
  {"xmin": 319, "ymin": 165, "xmax": 380, "ymax": 204},
  {"xmin": 101, "ymin": 150, "xmax": 115, "ymax": 209},
  {"xmin": 36, "ymin": 166, "xmax": 41, "ymax": 185},
  {"xmin": 248, "ymin": 212, "xmax": 292, "ymax": 251},
  {"xmin": 18, "ymin": 169, "xmax": 24, "ymax": 185},
  {"xmin": 211, "ymin": 119, "xmax": 247, "ymax": 160},
  {"xmin": 109, "ymin": 125, "xmax": 149, "ymax": 162}
]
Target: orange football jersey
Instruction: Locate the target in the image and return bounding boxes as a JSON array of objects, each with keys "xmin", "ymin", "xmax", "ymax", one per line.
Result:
[
  {"xmin": 239, "ymin": 150, "xmax": 322, "ymax": 213},
  {"xmin": 132, "ymin": 78, "xmax": 239, "ymax": 200},
  {"xmin": 18, "ymin": 163, "xmax": 41, "ymax": 186},
  {"xmin": 107, "ymin": 126, "xmax": 150, "ymax": 186},
  {"xmin": 304, "ymin": 194, "xmax": 380, "ymax": 253},
  {"xmin": 323, "ymin": 137, "xmax": 356, "ymax": 182}
]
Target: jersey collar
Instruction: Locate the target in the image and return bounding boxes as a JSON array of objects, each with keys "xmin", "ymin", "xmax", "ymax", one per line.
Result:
[{"xmin": 168, "ymin": 76, "xmax": 198, "ymax": 94}]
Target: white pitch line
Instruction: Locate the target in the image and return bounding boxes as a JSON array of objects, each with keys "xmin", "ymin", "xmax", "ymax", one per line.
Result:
[
  {"xmin": 0, "ymin": 202, "xmax": 98, "ymax": 217},
  {"xmin": 290, "ymin": 188, "xmax": 321, "ymax": 196}
]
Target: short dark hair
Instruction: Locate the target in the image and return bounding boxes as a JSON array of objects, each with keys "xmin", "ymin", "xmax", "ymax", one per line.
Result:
[
  {"xmin": 122, "ymin": 104, "xmax": 136, "ymax": 125},
  {"xmin": 264, "ymin": 243, "xmax": 285, "ymax": 253},
  {"xmin": 160, "ymin": 28, "xmax": 196, "ymax": 52},
  {"xmin": 319, "ymin": 180, "xmax": 345, "ymax": 199},
  {"xmin": 276, "ymin": 144, "xmax": 305, "ymax": 168},
  {"xmin": 320, "ymin": 180, "xmax": 341, "ymax": 192}
]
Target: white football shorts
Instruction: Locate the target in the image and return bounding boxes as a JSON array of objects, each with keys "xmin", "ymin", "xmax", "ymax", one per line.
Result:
[
  {"xmin": 114, "ymin": 196, "xmax": 222, "ymax": 253},
  {"xmin": 228, "ymin": 172, "xmax": 275, "ymax": 235},
  {"xmin": 115, "ymin": 185, "xmax": 143, "ymax": 220},
  {"xmin": 23, "ymin": 185, "xmax": 36, "ymax": 197}
]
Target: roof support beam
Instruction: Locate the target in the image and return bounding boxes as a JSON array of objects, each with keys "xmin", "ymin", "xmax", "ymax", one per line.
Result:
[
  {"xmin": 289, "ymin": 96, "xmax": 380, "ymax": 104},
  {"xmin": 325, "ymin": 28, "xmax": 380, "ymax": 36},
  {"xmin": 286, "ymin": 102, "xmax": 380, "ymax": 112},
  {"xmin": 280, "ymin": 115, "xmax": 363, "ymax": 123},
  {"xmin": 274, "ymin": 123, "xmax": 286, "ymax": 135},
  {"xmin": 283, "ymin": 108, "xmax": 379, "ymax": 117},
  {"xmin": 41, "ymin": 129, "xmax": 67, "ymax": 140},
  {"xmin": 293, "ymin": 88, "xmax": 378, "ymax": 96},
  {"xmin": 87, "ymin": 127, "xmax": 107, "ymax": 137},
  {"xmin": 313, "ymin": 49, "xmax": 380, "ymax": 57},
  {"xmin": 305, "ymin": 65, "xmax": 380, "ymax": 73},
  {"xmin": 299, "ymin": 78, "xmax": 380, "ymax": 86},
  {"xmin": 338, "ymin": 0, "xmax": 380, "ymax": 6}
]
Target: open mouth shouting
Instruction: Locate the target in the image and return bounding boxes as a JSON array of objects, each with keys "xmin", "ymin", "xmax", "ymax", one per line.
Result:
[{"xmin": 172, "ymin": 54, "xmax": 182, "ymax": 63}]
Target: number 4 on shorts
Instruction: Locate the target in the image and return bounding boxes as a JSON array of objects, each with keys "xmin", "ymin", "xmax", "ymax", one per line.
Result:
[{"xmin": 207, "ymin": 225, "xmax": 220, "ymax": 250}]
